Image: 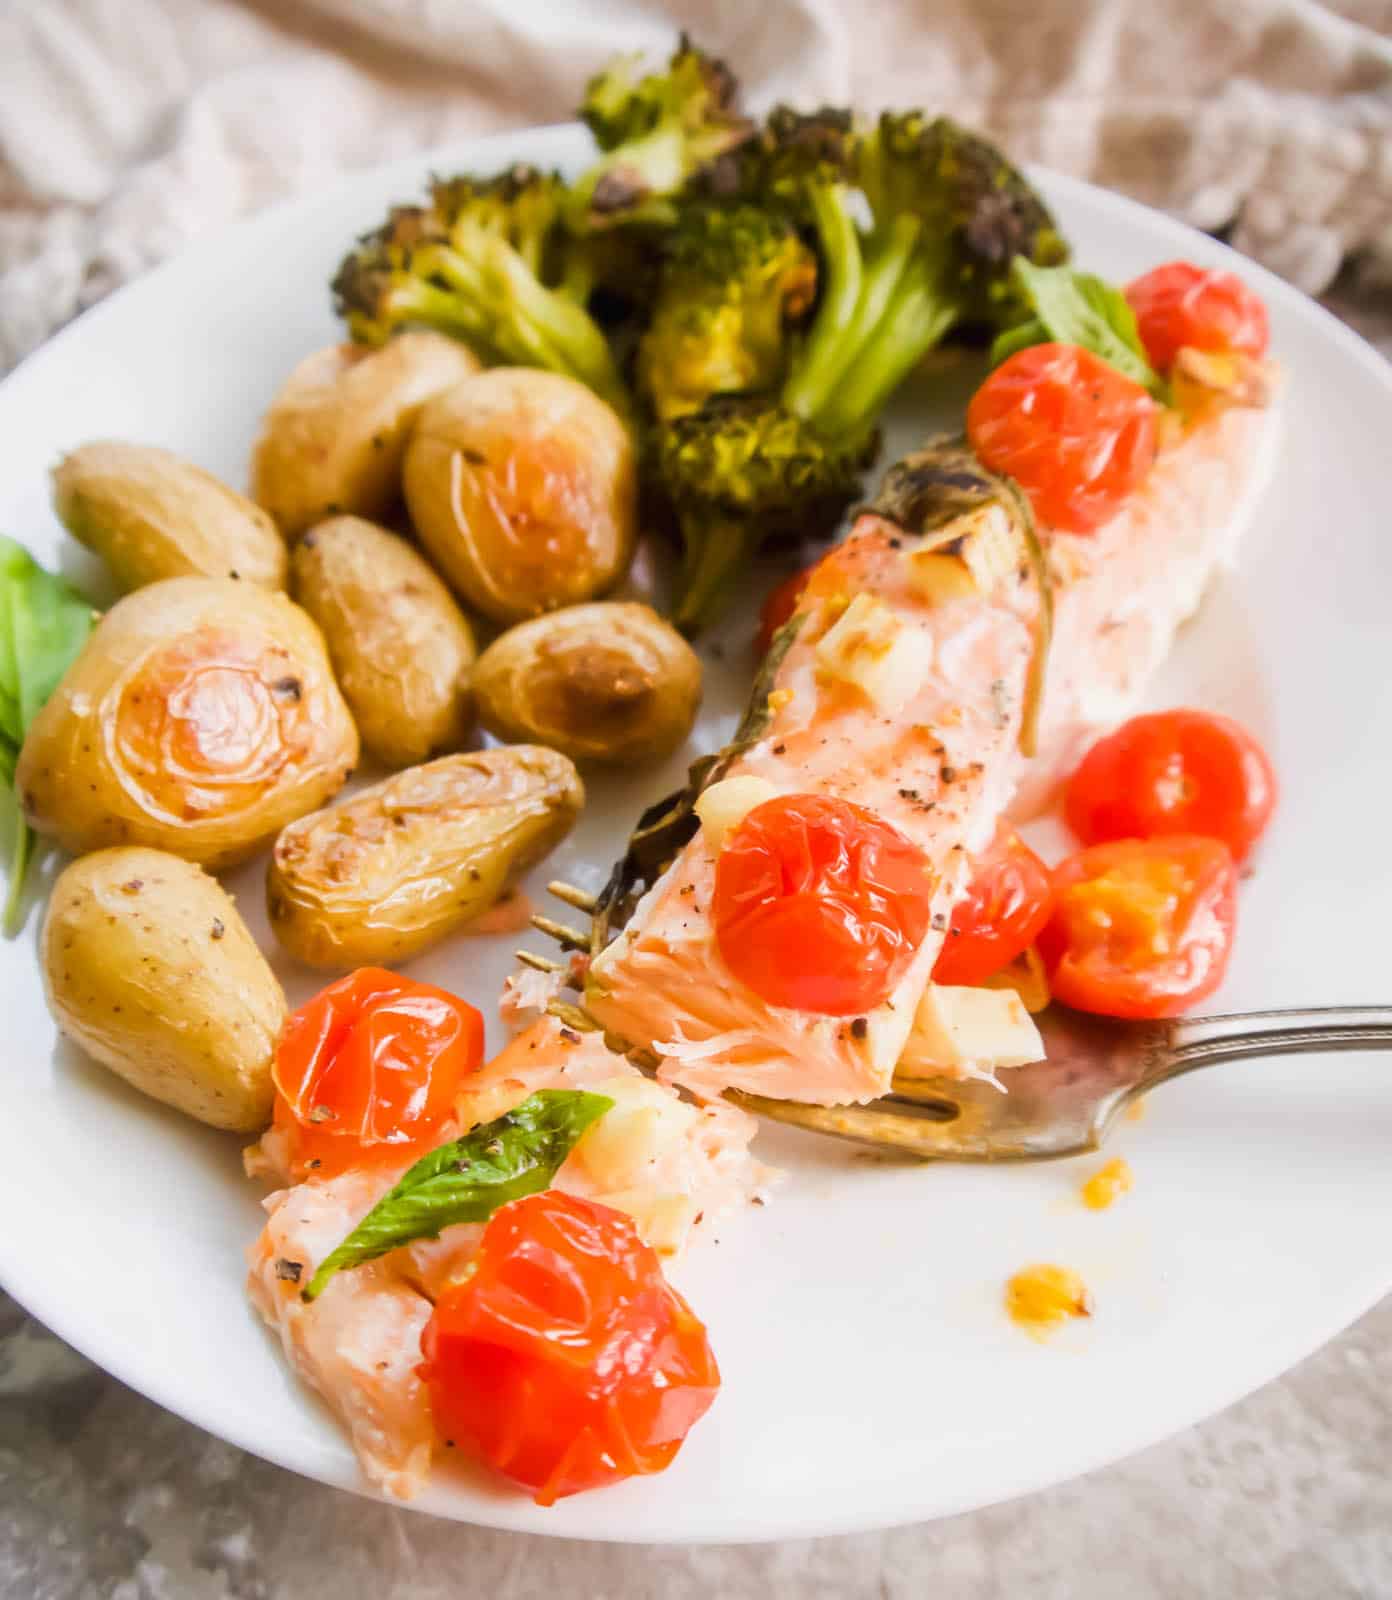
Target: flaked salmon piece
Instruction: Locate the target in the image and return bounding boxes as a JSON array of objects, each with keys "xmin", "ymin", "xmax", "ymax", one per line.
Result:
[
  {"xmin": 246, "ymin": 1017, "xmax": 766, "ymax": 1497},
  {"xmin": 402, "ymin": 1018, "xmax": 773, "ymax": 1292},
  {"xmin": 1010, "ymin": 393, "xmax": 1282, "ymax": 815},
  {"xmin": 247, "ymin": 1168, "xmax": 435, "ymax": 1499},
  {"xmin": 587, "ymin": 447, "xmax": 1042, "ymax": 1106},
  {"xmin": 586, "ymin": 389, "xmax": 1280, "ymax": 1106}
]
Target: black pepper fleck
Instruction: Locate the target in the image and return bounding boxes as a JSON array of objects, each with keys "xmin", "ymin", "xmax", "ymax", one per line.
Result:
[
  {"xmin": 850, "ymin": 1016, "xmax": 868, "ymax": 1040},
  {"xmin": 274, "ymin": 1258, "xmax": 303, "ymax": 1284},
  {"xmin": 210, "ymin": 918, "xmax": 225, "ymax": 940}
]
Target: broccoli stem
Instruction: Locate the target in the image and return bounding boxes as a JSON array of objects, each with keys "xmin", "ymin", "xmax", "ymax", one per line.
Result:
[
  {"xmin": 810, "ymin": 260, "xmax": 957, "ymax": 442},
  {"xmin": 780, "ymin": 185, "xmax": 863, "ymax": 422},
  {"xmin": 672, "ymin": 513, "xmax": 757, "ymax": 632},
  {"xmin": 484, "ymin": 242, "xmax": 632, "ymax": 419}
]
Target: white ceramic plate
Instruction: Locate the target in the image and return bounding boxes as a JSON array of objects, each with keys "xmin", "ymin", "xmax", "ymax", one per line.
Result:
[{"xmin": 2, "ymin": 123, "xmax": 1390, "ymax": 1545}]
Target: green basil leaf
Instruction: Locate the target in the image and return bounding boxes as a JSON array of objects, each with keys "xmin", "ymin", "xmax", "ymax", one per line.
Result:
[
  {"xmin": 990, "ymin": 260, "xmax": 1165, "ymax": 398},
  {"xmin": 302, "ymin": 1088, "xmax": 615, "ymax": 1301},
  {"xmin": 0, "ymin": 537, "xmax": 97, "ymax": 729},
  {"xmin": 0, "ymin": 536, "xmax": 96, "ymax": 934}
]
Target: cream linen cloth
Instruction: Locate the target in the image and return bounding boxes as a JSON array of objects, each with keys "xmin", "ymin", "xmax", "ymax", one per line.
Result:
[{"xmin": 0, "ymin": 0, "xmax": 1389, "ymax": 373}]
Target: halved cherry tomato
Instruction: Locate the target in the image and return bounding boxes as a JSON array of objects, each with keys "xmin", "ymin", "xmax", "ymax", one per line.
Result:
[
  {"xmin": 271, "ymin": 967, "xmax": 484, "ymax": 1180},
  {"xmin": 756, "ymin": 565, "xmax": 814, "ymax": 654},
  {"xmin": 933, "ymin": 824, "xmax": 1053, "ymax": 986},
  {"xmin": 1125, "ymin": 262, "xmax": 1269, "ymax": 373},
  {"xmin": 713, "ymin": 793, "xmax": 933, "ymax": 1015},
  {"xmin": 1065, "ymin": 709, "xmax": 1277, "ymax": 863},
  {"xmin": 966, "ymin": 343, "xmax": 1159, "ymax": 534},
  {"xmin": 1039, "ymin": 836, "xmax": 1238, "ymax": 1019},
  {"xmin": 419, "ymin": 1190, "xmax": 719, "ymax": 1505}
]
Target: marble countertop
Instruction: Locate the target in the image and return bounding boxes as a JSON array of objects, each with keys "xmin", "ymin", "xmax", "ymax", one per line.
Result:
[{"xmin": 3, "ymin": 287, "xmax": 1390, "ymax": 1600}]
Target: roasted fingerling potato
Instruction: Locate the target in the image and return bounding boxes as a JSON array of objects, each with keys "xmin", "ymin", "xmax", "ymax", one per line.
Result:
[
  {"xmin": 267, "ymin": 747, "xmax": 583, "ymax": 969},
  {"xmin": 18, "ymin": 577, "xmax": 359, "ymax": 869},
  {"xmin": 402, "ymin": 368, "xmax": 637, "ymax": 624},
  {"xmin": 291, "ymin": 515, "xmax": 476, "ymax": 769},
  {"xmin": 472, "ymin": 602, "xmax": 702, "ymax": 765},
  {"xmin": 251, "ymin": 332, "xmax": 481, "ymax": 539},
  {"xmin": 52, "ymin": 441, "xmax": 287, "ymax": 591},
  {"xmin": 43, "ymin": 848, "xmax": 286, "ymax": 1131}
]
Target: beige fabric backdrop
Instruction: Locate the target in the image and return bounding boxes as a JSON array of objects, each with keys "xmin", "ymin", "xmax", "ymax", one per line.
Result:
[{"xmin": 1, "ymin": 0, "xmax": 1389, "ymax": 372}]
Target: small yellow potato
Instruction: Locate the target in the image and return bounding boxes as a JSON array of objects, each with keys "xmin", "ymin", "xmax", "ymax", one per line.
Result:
[
  {"xmin": 267, "ymin": 747, "xmax": 584, "ymax": 969},
  {"xmin": 251, "ymin": 333, "xmax": 481, "ymax": 538},
  {"xmin": 291, "ymin": 515, "xmax": 475, "ymax": 769},
  {"xmin": 52, "ymin": 441, "xmax": 286, "ymax": 591},
  {"xmin": 43, "ymin": 847, "xmax": 286, "ymax": 1131},
  {"xmin": 472, "ymin": 602, "xmax": 701, "ymax": 765},
  {"xmin": 403, "ymin": 368, "xmax": 636, "ymax": 623},
  {"xmin": 18, "ymin": 577, "xmax": 359, "ymax": 869}
]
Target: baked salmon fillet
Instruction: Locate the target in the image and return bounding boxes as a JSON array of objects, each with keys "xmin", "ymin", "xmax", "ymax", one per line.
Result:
[
  {"xmin": 246, "ymin": 1016, "xmax": 767, "ymax": 1498},
  {"xmin": 584, "ymin": 384, "xmax": 1280, "ymax": 1107}
]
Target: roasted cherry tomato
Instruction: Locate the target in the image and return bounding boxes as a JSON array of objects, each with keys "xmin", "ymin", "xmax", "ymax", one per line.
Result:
[
  {"xmin": 933, "ymin": 824, "xmax": 1053, "ymax": 986},
  {"xmin": 966, "ymin": 343, "xmax": 1159, "ymax": 534},
  {"xmin": 1125, "ymin": 262, "xmax": 1269, "ymax": 373},
  {"xmin": 1039, "ymin": 836, "xmax": 1238, "ymax": 1019},
  {"xmin": 713, "ymin": 793, "xmax": 933, "ymax": 1015},
  {"xmin": 1065, "ymin": 709, "xmax": 1277, "ymax": 863},
  {"xmin": 271, "ymin": 967, "xmax": 484, "ymax": 1180},
  {"xmin": 419, "ymin": 1190, "xmax": 719, "ymax": 1505},
  {"xmin": 756, "ymin": 565, "xmax": 814, "ymax": 654}
]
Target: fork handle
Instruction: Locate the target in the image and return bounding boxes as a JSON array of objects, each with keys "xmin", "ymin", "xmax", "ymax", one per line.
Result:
[{"xmin": 1167, "ymin": 1004, "xmax": 1392, "ymax": 1074}]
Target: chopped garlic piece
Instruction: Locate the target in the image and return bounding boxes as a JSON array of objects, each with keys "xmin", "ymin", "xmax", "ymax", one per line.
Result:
[
  {"xmin": 900, "ymin": 983, "xmax": 1044, "ymax": 1077},
  {"xmin": 695, "ymin": 775, "xmax": 779, "ymax": 851},
  {"xmin": 904, "ymin": 505, "xmax": 1020, "ymax": 603},
  {"xmin": 1081, "ymin": 1157, "xmax": 1134, "ymax": 1211},
  {"xmin": 814, "ymin": 593, "xmax": 933, "ymax": 711},
  {"xmin": 572, "ymin": 1074, "xmax": 696, "ymax": 1185},
  {"xmin": 601, "ymin": 1189, "xmax": 700, "ymax": 1257},
  {"xmin": 1006, "ymin": 1264, "xmax": 1093, "ymax": 1338}
]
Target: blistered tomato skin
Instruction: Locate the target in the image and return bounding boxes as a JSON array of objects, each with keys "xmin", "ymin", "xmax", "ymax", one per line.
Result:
[
  {"xmin": 271, "ymin": 967, "xmax": 484, "ymax": 1180},
  {"xmin": 713, "ymin": 794, "xmax": 934, "ymax": 1016},
  {"xmin": 419, "ymin": 1191, "xmax": 720, "ymax": 1505},
  {"xmin": 1065, "ymin": 709, "xmax": 1277, "ymax": 863},
  {"xmin": 966, "ymin": 343, "xmax": 1159, "ymax": 535},
  {"xmin": 1125, "ymin": 262, "xmax": 1269, "ymax": 373},
  {"xmin": 1039, "ymin": 835, "xmax": 1238, "ymax": 1020},
  {"xmin": 933, "ymin": 824, "xmax": 1054, "ymax": 986}
]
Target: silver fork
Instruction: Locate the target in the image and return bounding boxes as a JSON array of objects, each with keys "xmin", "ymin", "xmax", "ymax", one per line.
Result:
[
  {"xmin": 731, "ymin": 1004, "xmax": 1392, "ymax": 1160},
  {"xmin": 524, "ymin": 887, "xmax": 1392, "ymax": 1162}
]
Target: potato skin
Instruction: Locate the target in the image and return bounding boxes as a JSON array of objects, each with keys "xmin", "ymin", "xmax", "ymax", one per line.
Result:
[
  {"xmin": 267, "ymin": 747, "xmax": 583, "ymax": 969},
  {"xmin": 18, "ymin": 577, "xmax": 359, "ymax": 869},
  {"xmin": 403, "ymin": 368, "xmax": 636, "ymax": 624},
  {"xmin": 251, "ymin": 333, "xmax": 481, "ymax": 539},
  {"xmin": 52, "ymin": 441, "xmax": 287, "ymax": 591},
  {"xmin": 291, "ymin": 516, "xmax": 475, "ymax": 769},
  {"xmin": 473, "ymin": 602, "xmax": 702, "ymax": 765},
  {"xmin": 43, "ymin": 848, "xmax": 286, "ymax": 1131}
]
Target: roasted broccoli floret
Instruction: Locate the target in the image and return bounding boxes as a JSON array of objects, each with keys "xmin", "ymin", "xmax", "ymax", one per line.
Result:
[
  {"xmin": 571, "ymin": 36, "xmax": 753, "ymax": 230},
  {"xmin": 331, "ymin": 165, "xmax": 633, "ymax": 421},
  {"xmin": 783, "ymin": 111, "xmax": 1069, "ymax": 440},
  {"xmin": 636, "ymin": 205, "xmax": 817, "ymax": 421},
  {"xmin": 654, "ymin": 107, "xmax": 1068, "ymax": 626},
  {"xmin": 654, "ymin": 393, "xmax": 873, "ymax": 628}
]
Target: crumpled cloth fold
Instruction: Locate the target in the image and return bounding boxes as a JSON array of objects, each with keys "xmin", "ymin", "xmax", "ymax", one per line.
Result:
[{"xmin": 1, "ymin": 0, "xmax": 1389, "ymax": 372}]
